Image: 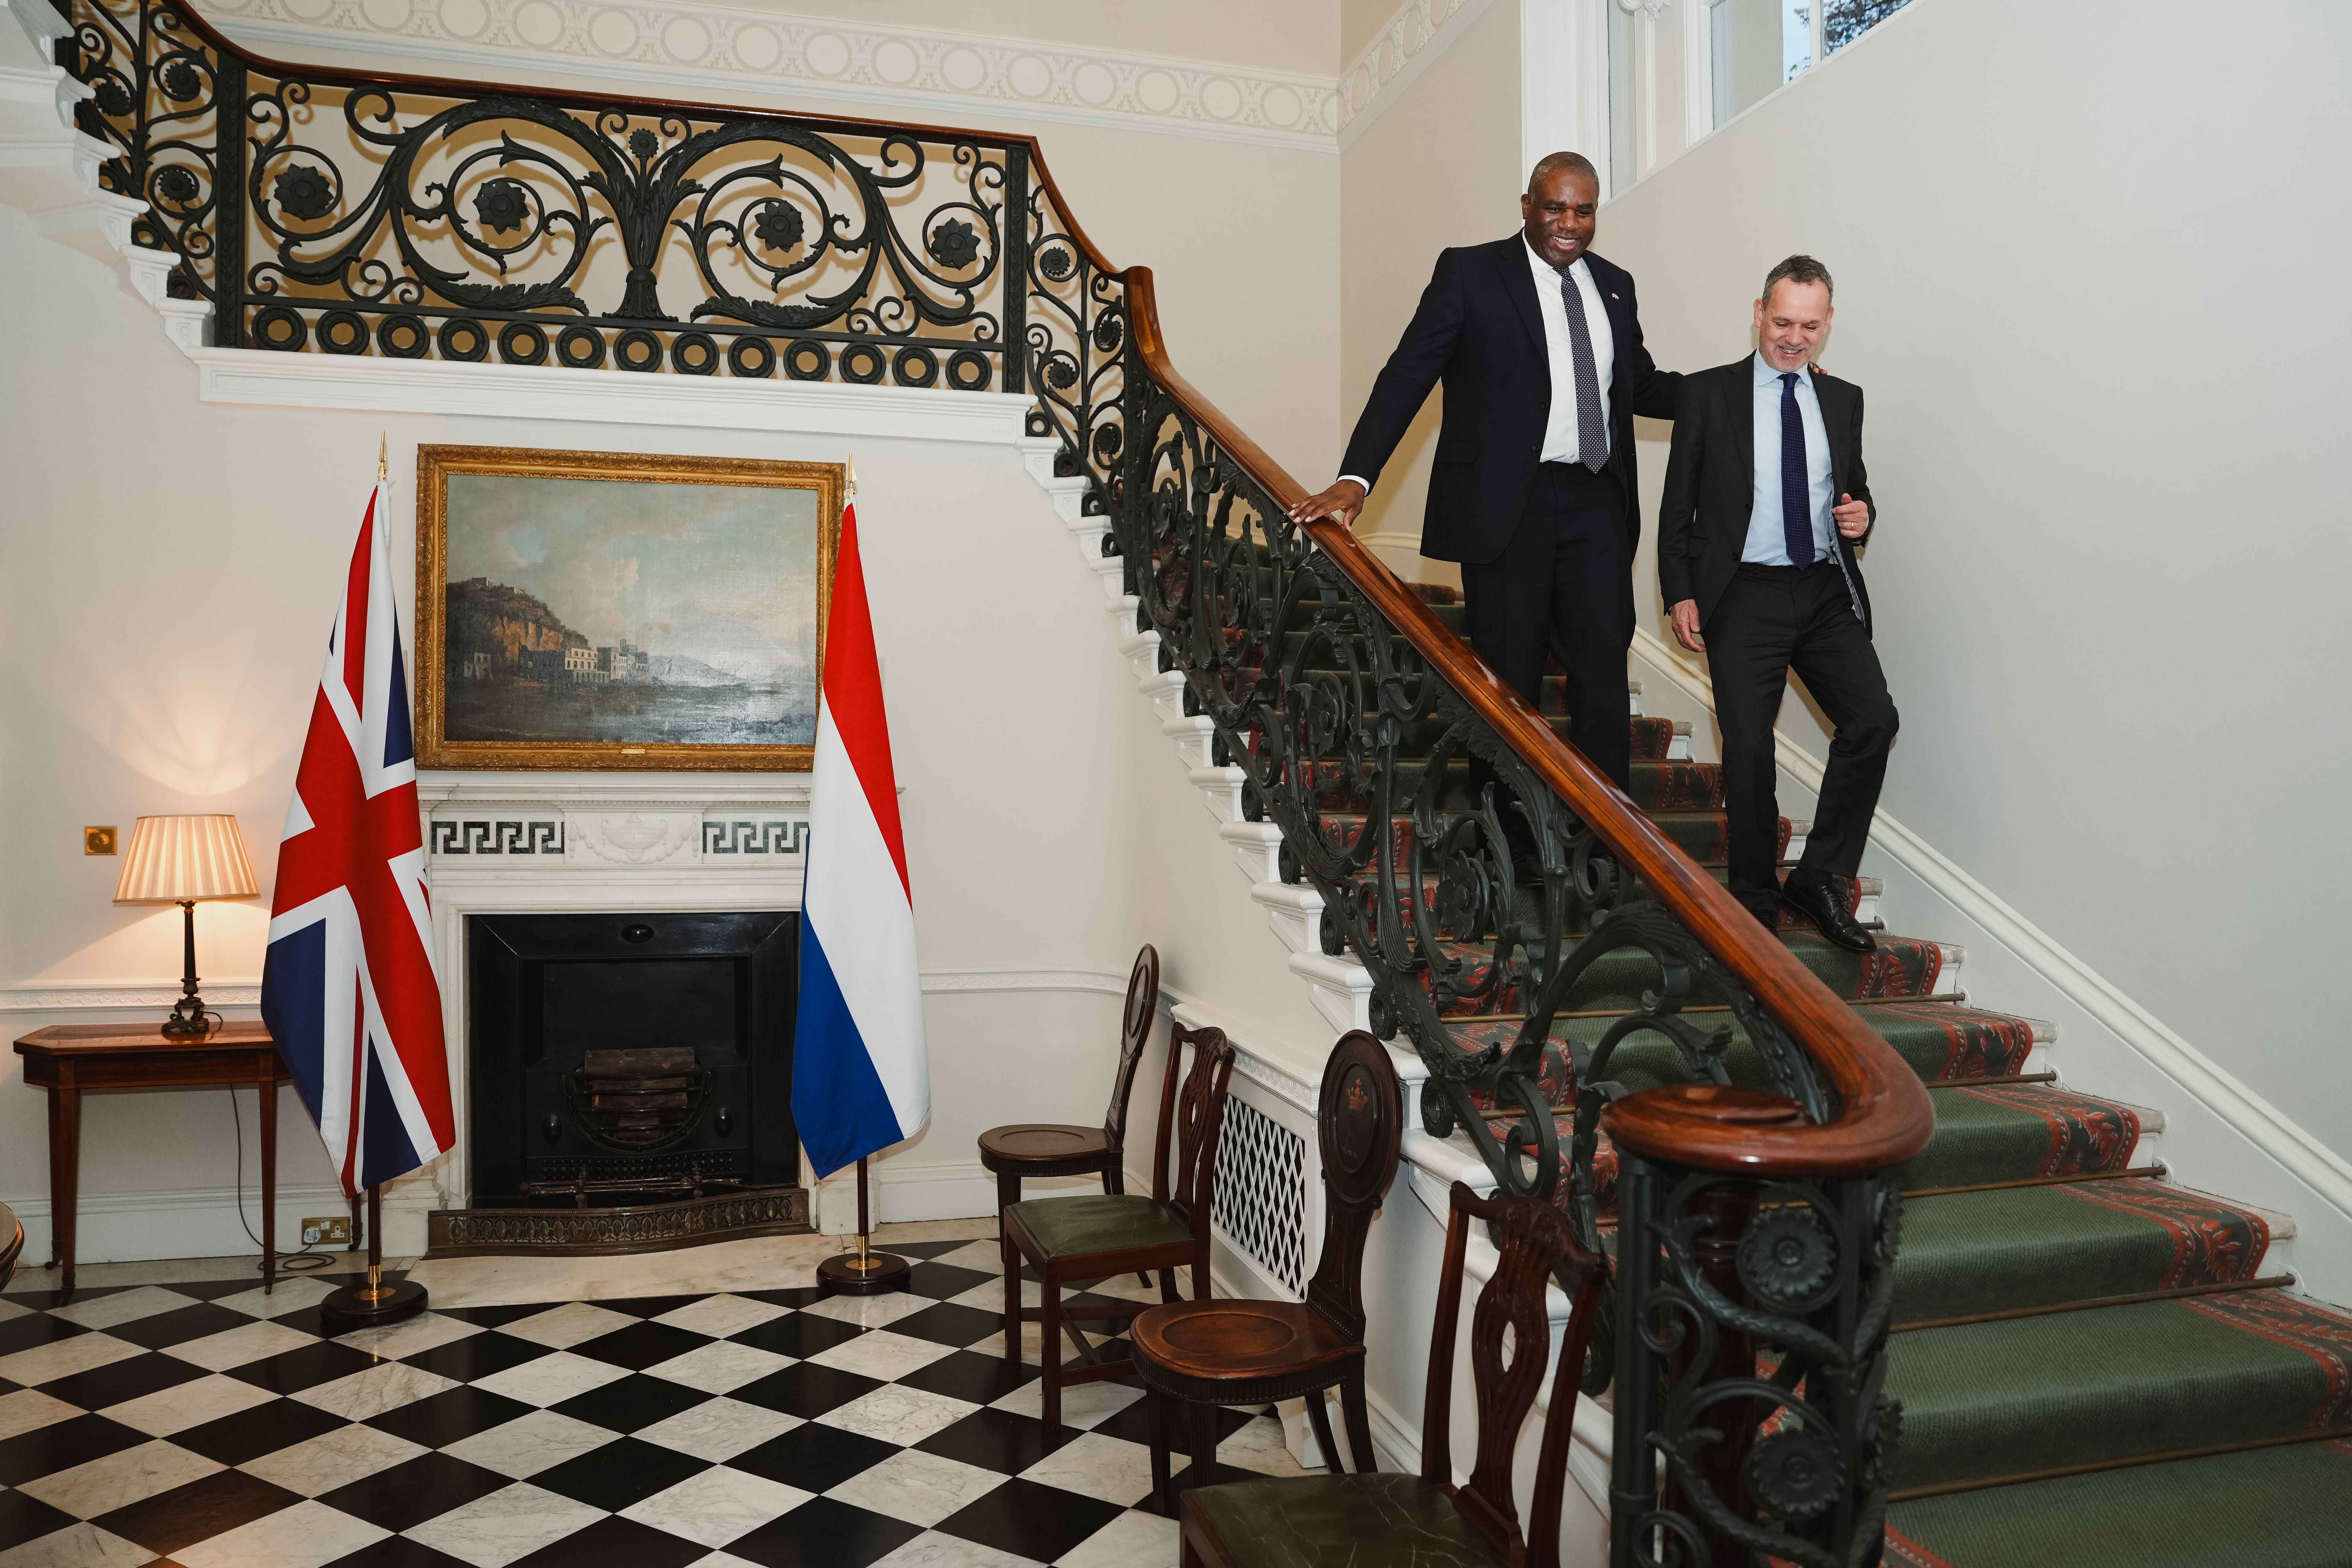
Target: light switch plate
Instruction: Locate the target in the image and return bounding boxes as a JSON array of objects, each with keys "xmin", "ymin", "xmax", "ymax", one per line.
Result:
[{"xmin": 84, "ymin": 826, "xmax": 117, "ymax": 855}]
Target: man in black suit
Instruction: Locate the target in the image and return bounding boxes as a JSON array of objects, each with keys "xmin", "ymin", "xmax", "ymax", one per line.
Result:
[
  {"xmin": 1288, "ymin": 152, "xmax": 1682, "ymax": 791},
  {"xmin": 1657, "ymin": 255, "xmax": 1893, "ymax": 952}
]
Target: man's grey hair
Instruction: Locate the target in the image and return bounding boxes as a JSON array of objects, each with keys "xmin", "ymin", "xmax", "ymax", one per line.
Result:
[
  {"xmin": 1763, "ymin": 254, "xmax": 1834, "ymax": 305},
  {"xmin": 1527, "ymin": 151, "xmax": 1599, "ymax": 192}
]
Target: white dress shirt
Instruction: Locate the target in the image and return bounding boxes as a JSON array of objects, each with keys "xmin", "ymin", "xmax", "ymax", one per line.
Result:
[
  {"xmin": 1743, "ymin": 351, "xmax": 1836, "ymax": 565},
  {"xmin": 1338, "ymin": 239, "xmax": 1616, "ymax": 494}
]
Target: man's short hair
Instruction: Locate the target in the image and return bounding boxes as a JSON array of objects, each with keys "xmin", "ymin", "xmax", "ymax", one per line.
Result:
[
  {"xmin": 1763, "ymin": 254, "xmax": 1834, "ymax": 306},
  {"xmin": 1528, "ymin": 151, "xmax": 1599, "ymax": 192}
]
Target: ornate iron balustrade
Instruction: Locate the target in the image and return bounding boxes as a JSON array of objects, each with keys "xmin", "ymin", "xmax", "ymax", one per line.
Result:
[
  {"xmin": 55, "ymin": 0, "xmax": 1032, "ymax": 387},
  {"xmin": 57, "ymin": 4, "xmax": 1929, "ymax": 1557}
]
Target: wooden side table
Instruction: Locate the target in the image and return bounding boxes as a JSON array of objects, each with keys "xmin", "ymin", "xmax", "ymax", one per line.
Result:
[{"xmin": 13, "ymin": 1022, "xmax": 293, "ymax": 1302}]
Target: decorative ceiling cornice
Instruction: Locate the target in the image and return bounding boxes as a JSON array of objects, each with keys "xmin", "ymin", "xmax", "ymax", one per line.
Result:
[
  {"xmin": 198, "ymin": 0, "xmax": 1343, "ymax": 151},
  {"xmin": 1334, "ymin": 0, "xmax": 1490, "ymax": 150}
]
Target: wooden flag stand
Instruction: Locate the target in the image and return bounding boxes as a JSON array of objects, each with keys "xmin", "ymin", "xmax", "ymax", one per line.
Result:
[
  {"xmin": 815, "ymin": 1156, "xmax": 911, "ymax": 1296},
  {"xmin": 319, "ymin": 1185, "xmax": 428, "ymax": 1330}
]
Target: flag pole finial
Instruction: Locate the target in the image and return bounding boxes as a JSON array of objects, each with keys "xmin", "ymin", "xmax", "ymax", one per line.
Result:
[
  {"xmin": 377, "ymin": 433, "xmax": 387, "ymax": 481},
  {"xmin": 846, "ymin": 453, "xmax": 857, "ymax": 502}
]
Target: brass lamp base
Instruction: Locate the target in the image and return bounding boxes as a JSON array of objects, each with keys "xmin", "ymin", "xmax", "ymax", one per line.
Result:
[
  {"xmin": 817, "ymin": 1235, "xmax": 912, "ymax": 1297},
  {"xmin": 319, "ymin": 1267, "xmax": 428, "ymax": 1330}
]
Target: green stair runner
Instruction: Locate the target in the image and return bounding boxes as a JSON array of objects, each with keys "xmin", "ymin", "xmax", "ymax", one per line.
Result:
[{"xmin": 1353, "ymin": 580, "xmax": 2352, "ymax": 1564}]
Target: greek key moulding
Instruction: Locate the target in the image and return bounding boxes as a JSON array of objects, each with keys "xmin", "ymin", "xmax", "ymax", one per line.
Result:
[{"xmin": 415, "ymin": 446, "xmax": 842, "ymax": 770}]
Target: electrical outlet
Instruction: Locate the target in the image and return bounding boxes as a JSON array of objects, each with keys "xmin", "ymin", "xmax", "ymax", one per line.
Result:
[
  {"xmin": 85, "ymin": 826, "xmax": 117, "ymax": 855},
  {"xmin": 301, "ymin": 1216, "xmax": 351, "ymax": 1246}
]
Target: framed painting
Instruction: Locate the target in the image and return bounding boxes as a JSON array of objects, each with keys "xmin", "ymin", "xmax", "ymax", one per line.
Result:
[{"xmin": 415, "ymin": 445, "xmax": 841, "ymax": 771}]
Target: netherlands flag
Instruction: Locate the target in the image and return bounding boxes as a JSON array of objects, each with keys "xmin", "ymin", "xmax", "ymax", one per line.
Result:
[
  {"xmin": 260, "ymin": 479, "xmax": 455, "ymax": 1196},
  {"xmin": 792, "ymin": 498, "xmax": 930, "ymax": 1179}
]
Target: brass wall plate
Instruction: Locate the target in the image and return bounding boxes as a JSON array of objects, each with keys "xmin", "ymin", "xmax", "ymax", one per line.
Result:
[{"xmin": 84, "ymin": 825, "xmax": 117, "ymax": 856}]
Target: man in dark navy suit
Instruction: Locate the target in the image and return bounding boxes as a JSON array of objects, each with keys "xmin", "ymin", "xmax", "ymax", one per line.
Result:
[{"xmin": 1288, "ymin": 151, "xmax": 1682, "ymax": 790}]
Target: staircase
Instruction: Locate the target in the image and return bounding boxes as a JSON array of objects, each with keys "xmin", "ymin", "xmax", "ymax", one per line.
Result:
[{"xmin": 21, "ymin": 0, "xmax": 2352, "ymax": 1555}]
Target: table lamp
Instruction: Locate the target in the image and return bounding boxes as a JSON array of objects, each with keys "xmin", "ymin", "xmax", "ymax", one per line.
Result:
[{"xmin": 113, "ymin": 814, "xmax": 260, "ymax": 1037}]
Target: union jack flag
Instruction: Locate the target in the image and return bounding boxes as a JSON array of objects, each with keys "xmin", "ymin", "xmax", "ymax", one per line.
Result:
[{"xmin": 260, "ymin": 480, "xmax": 454, "ymax": 1196}]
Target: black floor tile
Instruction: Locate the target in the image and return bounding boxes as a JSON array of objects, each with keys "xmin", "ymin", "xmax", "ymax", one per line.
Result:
[
  {"xmin": 365, "ymin": 1385, "xmax": 536, "ymax": 1448},
  {"xmin": 723, "ymin": 1496, "xmax": 923, "ymax": 1568},
  {"xmin": 320, "ymin": 1533, "xmax": 478, "ymax": 1568},
  {"xmin": 915, "ymin": 1407, "xmax": 1077, "ymax": 1475},
  {"xmin": 508, "ymin": 1512, "xmax": 710, "ymax": 1568},
  {"xmin": 398, "ymin": 1330, "xmax": 551, "ymax": 1385},
  {"xmin": 937, "ymin": 1475, "xmax": 1126, "ymax": 1562},
  {"xmin": 884, "ymin": 1239, "xmax": 983, "ymax": 1261},
  {"xmin": 91, "ymin": 1468, "xmax": 302, "ymax": 1556},
  {"xmin": 0, "ymin": 1488, "xmax": 75, "ymax": 1552},
  {"xmin": 548, "ymin": 1372, "xmax": 713, "ymax": 1434},
  {"xmin": 728, "ymin": 1423, "xmax": 900, "ymax": 1493},
  {"xmin": 729, "ymin": 1311, "xmax": 868, "ymax": 1360},
  {"xmin": 170, "ymin": 1276, "xmax": 288, "ymax": 1301},
  {"xmin": 102, "ymin": 1301, "xmax": 265, "ymax": 1351},
  {"xmin": 435, "ymin": 1302, "xmax": 558, "ymax": 1330},
  {"xmin": 38, "ymin": 1348, "xmax": 209, "ymax": 1410},
  {"xmin": 568, "ymin": 1319, "xmax": 714, "ymax": 1372},
  {"xmin": 591, "ymin": 1294, "xmax": 706, "ymax": 1321},
  {"xmin": 0, "ymin": 1412, "xmax": 149, "ymax": 1486},
  {"xmin": 316, "ymin": 1451, "xmax": 514, "ymax": 1531},
  {"xmin": 894, "ymin": 1348, "xmax": 1039, "ymax": 1406},
  {"xmin": 886, "ymin": 1301, "xmax": 1007, "ymax": 1350},
  {"xmin": 728, "ymin": 1362, "xmax": 882, "ymax": 1420},
  {"xmin": 741, "ymin": 1287, "xmax": 821, "ymax": 1310},
  {"xmin": 0, "ymin": 1313, "xmax": 89, "ymax": 1357},
  {"xmin": 0, "ymin": 1282, "xmax": 113, "ymax": 1313},
  {"xmin": 530, "ymin": 1433, "xmax": 710, "ymax": 1509},
  {"xmin": 225, "ymin": 1338, "xmax": 384, "ymax": 1396},
  {"xmin": 172, "ymin": 1396, "xmax": 350, "ymax": 1466},
  {"xmin": 903, "ymin": 1262, "xmax": 995, "ymax": 1301}
]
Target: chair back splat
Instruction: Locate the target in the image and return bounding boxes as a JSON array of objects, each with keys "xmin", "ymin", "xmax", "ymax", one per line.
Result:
[
  {"xmin": 1157, "ymin": 1021, "xmax": 1235, "ymax": 1229},
  {"xmin": 1422, "ymin": 1182, "xmax": 1608, "ymax": 1568},
  {"xmin": 1101, "ymin": 944, "xmax": 1160, "ymax": 1151},
  {"xmin": 1301, "ymin": 1031, "xmax": 1405, "ymax": 1345}
]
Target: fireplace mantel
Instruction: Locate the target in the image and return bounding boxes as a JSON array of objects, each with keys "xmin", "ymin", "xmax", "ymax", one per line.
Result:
[{"xmin": 400, "ymin": 771, "xmax": 816, "ymax": 1249}]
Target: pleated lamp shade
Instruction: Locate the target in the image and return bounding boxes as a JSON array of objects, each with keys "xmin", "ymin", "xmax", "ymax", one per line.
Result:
[{"xmin": 112, "ymin": 815, "xmax": 261, "ymax": 905}]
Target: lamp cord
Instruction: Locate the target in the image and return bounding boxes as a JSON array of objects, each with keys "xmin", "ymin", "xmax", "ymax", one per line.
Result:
[{"xmin": 227, "ymin": 1086, "xmax": 333, "ymax": 1275}]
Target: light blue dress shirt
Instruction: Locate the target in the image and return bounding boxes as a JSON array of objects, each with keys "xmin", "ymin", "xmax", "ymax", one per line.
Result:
[{"xmin": 1743, "ymin": 352, "xmax": 1837, "ymax": 565}]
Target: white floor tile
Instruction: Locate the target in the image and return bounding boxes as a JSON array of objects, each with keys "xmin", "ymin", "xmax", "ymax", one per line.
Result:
[
  {"xmin": 0, "ymin": 1389, "xmax": 83, "ymax": 1443},
  {"xmin": 469, "ymin": 1350, "xmax": 628, "ymax": 1408},
  {"xmin": 0, "ymin": 1332, "xmax": 145, "ymax": 1388},
  {"xmin": 824, "ymin": 1448, "xmax": 1007, "ymax": 1528},
  {"xmin": 924, "ymin": 1241, "xmax": 1007, "ymax": 1276},
  {"xmin": 649, "ymin": 1295, "xmax": 787, "ymax": 1340},
  {"xmin": 1016, "ymin": 1431, "xmax": 1157, "ymax": 1507},
  {"xmin": 805, "ymin": 1330, "xmax": 953, "ymax": 1383},
  {"xmin": 869, "ymin": 1528, "xmax": 1043, "ymax": 1567},
  {"xmin": 400, "ymin": 1481, "xmax": 606, "ymax": 1568},
  {"xmin": 634, "ymin": 1397, "xmax": 800, "ymax": 1462},
  {"xmin": 171, "ymin": 1497, "xmax": 390, "ymax": 1568},
  {"xmin": 0, "ymin": 1521, "xmax": 159, "ymax": 1568},
  {"xmin": 331, "ymin": 1310, "xmax": 482, "ymax": 1361},
  {"xmin": 1053, "ymin": 1507, "xmax": 1180, "ymax": 1568},
  {"xmin": 237, "ymin": 1424, "xmax": 430, "ymax": 1496},
  {"xmin": 210, "ymin": 1276, "xmax": 346, "ymax": 1321},
  {"xmin": 293, "ymin": 1360, "xmax": 461, "ymax": 1421},
  {"xmin": 816, "ymin": 1384, "xmax": 979, "ymax": 1447},
  {"xmin": 492, "ymin": 1302, "xmax": 638, "ymax": 1350},
  {"xmin": 987, "ymin": 1376, "xmax": 1142, "ymax": 1430},
  {"xmin": 643, "ymin": 1339, "xmax": 792, "ymax": 1395},
  {"xmin": 101, "ymin": 1372, "xmax": 278, "ymax": 1437},
  {"xmin": 44, "ymin": 1288, "xmax": 202, "ymax": 1332},
  {"xmin": 619, "ymin": 1465, "xmax": 811, "ymax": 1548},
  {"xmin": 440, "ymin": 1409, "xmax": 622, "ymax": 1479},
  {"xmin": 799, "ymin": 1291, "xmax": 931, "ymax": 1330},
  {"xmin": 163, "ymin": 1319, "xmax": 320, "ymax": 1373},
  {"xmin": 15, "ymin": 1437, "xmax": 224, "ymax": 1517}
]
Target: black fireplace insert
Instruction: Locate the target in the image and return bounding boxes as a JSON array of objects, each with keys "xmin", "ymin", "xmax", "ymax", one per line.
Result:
[{"xmin": 465, "ymin": 911, "xmax": 799, "ymax": 1208}]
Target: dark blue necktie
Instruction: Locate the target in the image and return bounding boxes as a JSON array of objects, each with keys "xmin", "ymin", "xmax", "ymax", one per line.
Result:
[
  {"xmin": 1780, "ymin": 371, "xmax": 1814, "ymax": 567},
  {"xmin": 1559, "ymin": 270, "xmax": 1607, "ymax": 473}
]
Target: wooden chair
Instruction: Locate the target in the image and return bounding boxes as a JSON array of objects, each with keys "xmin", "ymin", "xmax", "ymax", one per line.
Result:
[
  {"xmin": 1177, "ymin": 1180, "xmax": 1608, "ymax": 1568},
  {"xmin": 978, "ymin": 945, "xmax": 1159, "ymax": 1295},
  {"xmin": 1132, "ymin": 1030, "xmax": 1405, "ymax": 1510},
  {"xmin": 0, "ymin": 1201, "xmax": 20, "ymax": 1294},
  {"xmin": 1002, "ymin": 1020, "xmax": 1236, "ymax": 1428}
]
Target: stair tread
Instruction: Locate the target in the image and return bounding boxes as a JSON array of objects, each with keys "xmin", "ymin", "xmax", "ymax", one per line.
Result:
[
  {"xmin": 1893, "ymin": 1179, "xmax": 2271, "ymax": 1319},
  {"xmin": 1886, "ymin": 1440, "xmax": 2352, "ymax": 1568},
  {"xmin": 1887, "ymin": 1290, "xmax": 2352, "ymax": 1489},
  {"xmin": 1897, "ymin": 1083, "xmax": 2140, "ymax": 1189}
]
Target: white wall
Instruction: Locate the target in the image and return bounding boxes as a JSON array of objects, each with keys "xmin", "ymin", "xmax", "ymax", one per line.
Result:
[{"xmin": 1593, "ymin": 0, "xmax": 2352, "ymax": 1267}]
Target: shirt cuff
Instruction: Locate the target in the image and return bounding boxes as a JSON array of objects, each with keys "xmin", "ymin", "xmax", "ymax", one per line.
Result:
[{"xmin": 1338, "ymin": 474, "xmax": 1371, "ymax": 494}]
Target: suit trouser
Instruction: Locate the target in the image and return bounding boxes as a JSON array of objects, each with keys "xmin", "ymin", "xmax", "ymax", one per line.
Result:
[
  {"xmin": 1706, "ymin": 561, "xmax": 1899, "ymax": 912},
  {"xmin": 1458, "ymin": 462, "xmax": 1634, "ymax": 792}
]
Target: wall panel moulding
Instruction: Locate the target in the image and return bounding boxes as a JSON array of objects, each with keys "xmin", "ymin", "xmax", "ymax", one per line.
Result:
[{"xmin": 200, "ymin": 0, "xmax": 1343, "ymax": 150}]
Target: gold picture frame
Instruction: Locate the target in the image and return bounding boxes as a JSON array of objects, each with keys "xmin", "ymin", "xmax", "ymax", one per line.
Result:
[{"xmin": 415, "ymin": 445, "xmax": 841, "ymax": 771}]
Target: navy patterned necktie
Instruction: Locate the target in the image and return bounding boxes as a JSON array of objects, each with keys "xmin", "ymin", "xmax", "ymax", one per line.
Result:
[
  {"xmin": 1779, "ymin": 371, "xmax": 1815, "ymax": 567},
  {"xmin": 1558, "ymin": 269, "xmax": 1607, "ymax": 473}
]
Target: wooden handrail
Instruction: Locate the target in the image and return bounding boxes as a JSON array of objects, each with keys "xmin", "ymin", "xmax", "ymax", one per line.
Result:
[
  {"xmin": 1115, "ymin": 265, "xmax": 1931, "ymax": 1177},
  {"xmin": 126, "ymin": 6, "xmax": 1929, "ymax": 1178}
]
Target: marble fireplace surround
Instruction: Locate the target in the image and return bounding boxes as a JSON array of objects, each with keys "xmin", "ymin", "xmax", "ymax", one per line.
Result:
[{"xmin": 405, "ymin": 771, "xmax": 814, "ymax": 1251}]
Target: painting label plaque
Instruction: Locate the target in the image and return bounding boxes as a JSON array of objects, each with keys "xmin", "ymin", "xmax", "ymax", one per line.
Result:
[{"xmin": 416, "ymin": 447, "xmax": 841, "ymax": 771}]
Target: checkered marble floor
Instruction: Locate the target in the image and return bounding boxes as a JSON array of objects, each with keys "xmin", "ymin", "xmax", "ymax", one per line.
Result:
[{"xmin": 0, "ymin": 1234, "xmax": 1306, "ymax": 1567}]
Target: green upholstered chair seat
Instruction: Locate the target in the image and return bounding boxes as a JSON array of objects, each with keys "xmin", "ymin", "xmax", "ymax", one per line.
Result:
[
  {"xmin": 1007, "ymin": 1193, "xmax": 1192, "ymax": 1261},
  {"xmin": 1189, "ymin": 1474, "xmax": 1505, "ymax": 1568}
]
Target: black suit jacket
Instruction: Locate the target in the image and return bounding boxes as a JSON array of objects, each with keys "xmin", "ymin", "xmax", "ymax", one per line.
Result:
[
  {"xmin": 1657, "ymin": 357, "xmax": 1877, "ymax": 628},
  {"xmin": 1338, "ymin": 236, "xmax": 1681, "ymax": 565}
]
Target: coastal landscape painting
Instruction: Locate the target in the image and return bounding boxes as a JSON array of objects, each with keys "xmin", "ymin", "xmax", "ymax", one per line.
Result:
[{"xmin": 415, "ymin": 447, "xmax": 841, "ymax": 770}]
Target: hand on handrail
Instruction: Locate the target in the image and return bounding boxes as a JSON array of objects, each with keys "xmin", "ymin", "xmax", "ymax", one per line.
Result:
[{"xmin": 1286, "ymin": 479, "xmax": 1367, "ymax": 528}]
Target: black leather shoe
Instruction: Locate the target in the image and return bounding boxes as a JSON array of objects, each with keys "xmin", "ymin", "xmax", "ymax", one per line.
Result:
[{"xmin": 1783, "ymin": 870, "xmax": 1876, "ymax": 953}]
